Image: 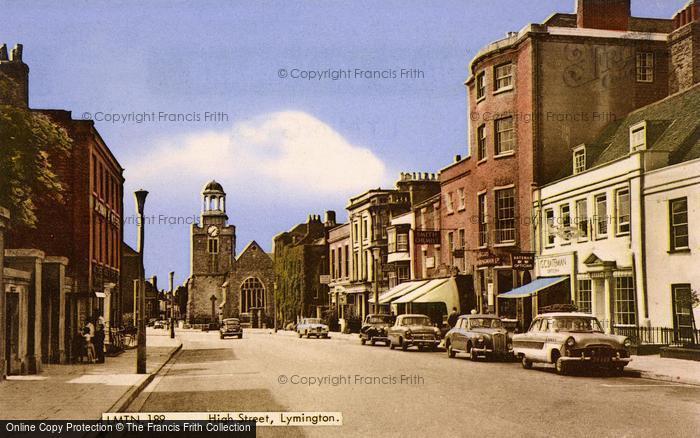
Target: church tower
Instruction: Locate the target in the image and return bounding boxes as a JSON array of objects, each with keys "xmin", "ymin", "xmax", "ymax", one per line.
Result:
[{"xmin": 187, "ymin": 181, "xmax": 236, "ymax": 322}]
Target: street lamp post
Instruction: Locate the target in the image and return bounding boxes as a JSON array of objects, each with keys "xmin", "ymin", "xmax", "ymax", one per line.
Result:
[
  {"xmin": 169, "ymin": 271, "xmax": 175, "ymax": 339},
  {"xmin": 0, "ymin": 207, "xmax": 10, "ymax": 381},
  {"xmin": 134, "ymin": 189, "xmax": 148, "ymax": 374}
]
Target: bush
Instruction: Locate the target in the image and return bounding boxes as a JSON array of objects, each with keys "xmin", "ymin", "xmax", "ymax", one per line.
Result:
[{"xmin": 322, "ymin": 309, "xmax": 340, "ymax": 332}]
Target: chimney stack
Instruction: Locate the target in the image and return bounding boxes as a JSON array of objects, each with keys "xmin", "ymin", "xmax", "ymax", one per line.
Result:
[
  {"xmin": 324, "ymin": 210, "xmax": 337, "ymax": 227},
  {"xmin": 0, "ymin": 43, "xmax": 29, "ymax": 107},
  {"xmin": 576, "ymin": 0, "xmax": 630, "ymax": 31},
  {"xmin": 669, "ymin": 1, "xmax": 700, "ymax": 94}
]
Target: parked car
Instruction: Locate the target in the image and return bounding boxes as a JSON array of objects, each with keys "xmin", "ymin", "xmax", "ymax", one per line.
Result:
[
  {"xmin": 147, "ymin": 318, "xmax": 157, "ymax": 327},
  {"xmin": 360, "ymin": 314, "xmax": 393, "ymax": 346},
  {"xmin": 513, "ymin": 313, "xmax": 632, "ymax": 375},
  {"xmin": 220, "ymin": 318, "xmax": 243, "ymax": 339},
  {"xmin": 388, "ymin": 314, "xmax": 441, "ymax": 351},
  {"xmin": 153, "ymin": 320, "xmax": 166, "ymax": 329},
  {"xmin": 297, "ymin": 318, "xmax": 330, "ymax": 338},
  {"xmin": 444, "ymin": 314, "xmax": 513, "ymax": 360}
]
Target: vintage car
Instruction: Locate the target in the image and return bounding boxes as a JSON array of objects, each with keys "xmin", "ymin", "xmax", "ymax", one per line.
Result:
[
  {"xmin": 219, "ymin": 318, "xmax": 243, "ymax": 339},
  {"xmin": 297, "ymin": 318, "xmax": 330, "ymax": 338},
  {"xmin": 388, "ymin": 314, "xmax": 441, "ymax": 351},
  {"xmin": 444, "ymin": 314, "xmax": 513, "ymax": 360},
  {"xmin": 513, "ymin": 313, "xmax": 632, "ymax": 375},
  {"xmin": 360, "ymin": 314, "xmax": 393, "ymax": 346}
]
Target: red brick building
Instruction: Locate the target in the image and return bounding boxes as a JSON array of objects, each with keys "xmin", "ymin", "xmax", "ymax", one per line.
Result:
[
  {"xmin": 3, "ymin": 49, "xmax": 124, "ymax": 346},
  {"xmin": 439, "ymin": 0, "xmax": 682, "ymax": 313}
]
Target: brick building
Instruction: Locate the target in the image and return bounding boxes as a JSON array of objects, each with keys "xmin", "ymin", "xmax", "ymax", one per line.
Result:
[
  {"xmin": 2, "ymin": 44, "xmax": 124, "ymax": 360},
  {"xmin": 186, "ymin": 181, "xmax": 274, "ymax": 327},
  {"xmin": 438, "ymin": 0, "xmax": 685, "ymax": 313},
  {"xmin": 327, "ymin": 222, "xmax": 352, "ymax": 323},
  {"xmin": 273, "ymin": 212, "xmax": 336, "ymax": 323}
]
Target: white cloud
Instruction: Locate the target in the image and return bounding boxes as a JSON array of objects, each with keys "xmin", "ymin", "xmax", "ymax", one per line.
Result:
[{"xmin": 125, "ymin": 111, "xmax": 388, "ymax": 201}]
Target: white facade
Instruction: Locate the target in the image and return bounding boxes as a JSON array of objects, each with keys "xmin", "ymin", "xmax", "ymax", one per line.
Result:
[
  {"xmin": 534, "ymin": 154, "xmax": 642, "ymax": 330},
  {"xmin": 535, "ymin": 145, "xmax": 700, "ymax": 332},
  {"xmin": 643, "ymin": 158, "xmax": 700, "ymax": 329}
]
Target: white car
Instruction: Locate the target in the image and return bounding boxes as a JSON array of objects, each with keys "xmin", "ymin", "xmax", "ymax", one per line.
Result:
[
  {"xmin": 296, "ymin": 318, "xmax": 330, "ymax": 338},
  {"xmin": 513, "ymin": 312, "xmax": 632, "ymax": 375}
]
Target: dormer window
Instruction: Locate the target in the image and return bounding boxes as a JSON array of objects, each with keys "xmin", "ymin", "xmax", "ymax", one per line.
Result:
[
  {"xmin": 630, "ymin": 121, "xmax": 647, "ymax": 152},
  {"xmin": 573, "ymin": 146, "xmax": 586, "ymax": 174}
]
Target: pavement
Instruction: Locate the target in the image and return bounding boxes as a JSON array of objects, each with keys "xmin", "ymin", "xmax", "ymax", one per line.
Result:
[
  {"xmin": 625, "ymin": 354, "xmax": 700, "ymax": 386},
  {"xmin": 125, "ymin": 329, "xmax": 699, "ymax": 438},
  {"xmin": 0, "ymin": 328, "xmax": 181, "ymax": 420}
]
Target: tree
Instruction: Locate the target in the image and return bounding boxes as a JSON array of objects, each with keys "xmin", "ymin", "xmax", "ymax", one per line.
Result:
[{"xmin": 0, "ymin": 72, "xmax": 71, "ymax": 229}]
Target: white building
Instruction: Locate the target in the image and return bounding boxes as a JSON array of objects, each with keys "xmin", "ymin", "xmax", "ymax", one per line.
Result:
[{"xmin": 532, "ymin": 84, "xmax": 699, "ymax": 334}]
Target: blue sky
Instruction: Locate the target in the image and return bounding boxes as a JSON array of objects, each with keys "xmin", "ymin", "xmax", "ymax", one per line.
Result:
[{"xmin": 4, "ymin": 0, "xmax": 682, "ymax": 286}]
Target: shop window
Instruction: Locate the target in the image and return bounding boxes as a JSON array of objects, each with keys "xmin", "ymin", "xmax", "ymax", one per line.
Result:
[
  {"xmin": 577, "ymin": 279, "xmax": 592, "ymax": 314},
  {"xmin": 614, "ymin": 276, "xmax": 636, "ymax": 326}
]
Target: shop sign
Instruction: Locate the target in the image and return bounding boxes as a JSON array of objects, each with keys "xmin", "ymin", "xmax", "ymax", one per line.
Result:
[
  {"xmin": 476, "ymin": 251, "xmax": 501, "ymax": 267},
  {"xmin": 511, "ymin": 253, "xmax": 535, "ymax": 270},
  {"xmin": 414, "ymin": 230, "xmax": 441, "ymax": 245},
  {"xmin": 319, "ymin": 275, "xmax": 331, "ymax": 285},
  {"xmin": 536, "ymin": 254, "xmax": 573, "ymax": 277}
]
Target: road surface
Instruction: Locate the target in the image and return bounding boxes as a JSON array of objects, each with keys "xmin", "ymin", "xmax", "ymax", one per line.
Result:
[{"xmin": 127, "ymin": 329, "xmax": 700, "ymax": 437}]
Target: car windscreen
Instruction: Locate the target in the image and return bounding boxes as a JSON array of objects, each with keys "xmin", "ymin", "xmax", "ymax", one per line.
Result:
[
  {"xmin": 367, "ymin": 316, "xmax": 391, "ymax": 324},
  {"xmin": 552, "ymin": 317, "xmax": 603, "ymax": 332},
  {"xmin": 401, "ymin": 317, "xmax": 431, "ymax": 326},
  {"xmin": 469, "ymin": 318, "xmax": 502, "ymax": 329}
]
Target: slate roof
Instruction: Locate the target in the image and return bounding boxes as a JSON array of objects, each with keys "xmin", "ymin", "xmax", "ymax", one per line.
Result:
[{"xmin": 588, "ymin": 84, "xmax": 700, "ymax": 168}]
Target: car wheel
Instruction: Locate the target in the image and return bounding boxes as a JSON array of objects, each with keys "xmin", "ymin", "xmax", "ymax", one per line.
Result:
[
  {"xmin": 447, "ymin": 342, "xmax": 456, "ymax": 358},
  {"xmin": 238, "ymin": 334, "xmax": 242, "ymax": 339},
  {"xmin": 555, "ymin": 357, "xmax": 568, "ymax": 375},
  {"xmin": 220, "ymin": 334, "xmax": 224, "ymax": 339},
  {"xmin": 430, "ymin": 344, "xmax": 437, "ymax": 352},
  {"xmin": 521, "ymin": 356, "xmax": 533, "ymax": 369},
  {"xmin": 370, "ymin": 339, "xmax": 376, "ymax": 346},
  {"xmin": 297, "ymin": 332, "xmax": 302, "ymax": 338},
  {"xmin": 401, "ymin": 338, "xmax": 408, "ymax": 351},
  {"xmin": 361, "ymin": 338, "xmax": 366, "ymax": 345},
  {"xmin": 390, "ymin": 341, "xmax": 395, "ymax": 350},
  {"xmin": 470, "ymin": 348, "xmax": 478, "ymax": 361}
]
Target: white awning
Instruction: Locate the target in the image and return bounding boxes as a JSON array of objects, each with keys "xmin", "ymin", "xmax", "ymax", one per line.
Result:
[
  {"xmin": 369, "ymin": 280, "xmax": 429, "ymax": 304},
  {"xmin": 393, "ymin": 278, "xmax": 451, "ymax": 304},
  {"xmin": 413, "ymin": 278, "xmax": 460, "ymax": 312}
]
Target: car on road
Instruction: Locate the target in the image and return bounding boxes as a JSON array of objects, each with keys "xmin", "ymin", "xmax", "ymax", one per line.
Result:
[
  {"xmin": 153, "ymin": 320, "xmax": 166, "ymax": 329},
  {"xmin": 297, "ymin": 318, "xmax": 330, "ymax": 338},
  {"xmin": 444, "ymin": 314, "xmax": 513, "ymax": 360},
  {"xmin": 388, "ymin": 314, "xmax": 441, "ymax": 351},
  {"xmin": 513, "ymin": 313, "xmax": 632, "ymax": 375},
  {"xmin": 219, "ymin": 318, "xmax": 243, "ymax": 339},
  {"xmin": 360, "ymin": 314, "xmax": 393, "ymax": 346}
]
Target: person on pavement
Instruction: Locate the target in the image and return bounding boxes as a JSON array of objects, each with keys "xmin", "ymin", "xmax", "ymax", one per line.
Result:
[
  {"xmin": 448, "ymin": 307, "xmax": 459, "ymax": 328},
  {"xmin": 94, "ymin": 318, "xmax": 106, "ymax": 363}
]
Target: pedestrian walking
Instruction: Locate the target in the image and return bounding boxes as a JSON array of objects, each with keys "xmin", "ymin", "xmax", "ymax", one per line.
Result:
[
  {"xmin": 94, "ymin": 318, "xmax": 105, "ymax": 363},
  {"xmin": 447, "ymin": 307, "xmax": 459, "ymax": 328},
  {"xmin": 83, "ymin": 323, "xmax": 95, "ymax": 363}
]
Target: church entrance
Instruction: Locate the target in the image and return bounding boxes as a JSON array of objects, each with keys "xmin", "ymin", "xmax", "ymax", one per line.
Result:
[{"xmin": 240, "ymin": 277, "xmax": 266, "ymax": 328}]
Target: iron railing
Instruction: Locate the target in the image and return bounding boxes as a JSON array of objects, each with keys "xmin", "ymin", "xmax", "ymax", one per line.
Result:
[{"xmin": 612, "ymin": 326, "xmax": 700, "ymax": 347}]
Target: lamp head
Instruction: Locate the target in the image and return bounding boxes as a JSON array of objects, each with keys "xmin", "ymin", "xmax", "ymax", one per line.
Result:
[{"xmin": 134, "ymin": 189, "xmax": 149, "ymax": 214}]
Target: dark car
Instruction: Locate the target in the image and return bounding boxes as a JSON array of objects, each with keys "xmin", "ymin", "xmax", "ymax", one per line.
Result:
[
  {"xmin": 219, "ymin": 318, "xmax": 243, "ymax": 339},
  {"xmin": 360, "ymin": 314, "xmax": 393, "ymax": 346},
  {"xmin": 388, "ymin": 314, "xmax": 441, "ymax": 351},
  {"xmin": 444, "ymin": 315, "xmax": 513, "ymax": 361}
]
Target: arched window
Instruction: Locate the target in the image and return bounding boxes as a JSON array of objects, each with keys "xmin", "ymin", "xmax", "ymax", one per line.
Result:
[{"xmin": 240, "ymin": 277, "xmax": 265, "ymax": 313}]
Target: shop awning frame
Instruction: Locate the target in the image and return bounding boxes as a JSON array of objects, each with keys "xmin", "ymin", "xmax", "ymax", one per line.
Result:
[
  {"xmin": 497, "ymin": 276, "xmax": 568, "ymax": 299},
  {"xmin": 369, "ymin": 280, "xmax": 429, "ymax": 304}
]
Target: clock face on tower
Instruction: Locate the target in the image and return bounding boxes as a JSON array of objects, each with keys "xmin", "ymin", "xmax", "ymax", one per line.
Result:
[{"xmin": 207, "ymin": 225, "xmax": 219, "ymax": 237}]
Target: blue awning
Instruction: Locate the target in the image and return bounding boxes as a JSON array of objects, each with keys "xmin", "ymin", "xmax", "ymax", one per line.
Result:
[{"xmin": 497, "ymin": 276, "xmax": 569, "ymax": 299}]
